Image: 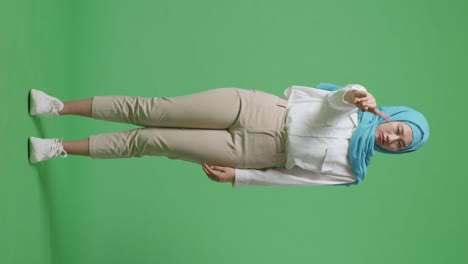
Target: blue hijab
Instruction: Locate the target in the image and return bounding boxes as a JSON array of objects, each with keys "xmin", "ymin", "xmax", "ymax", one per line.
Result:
[{"xmin": 316, "ymin": 83, "xmax": 430, "ymax": 185}]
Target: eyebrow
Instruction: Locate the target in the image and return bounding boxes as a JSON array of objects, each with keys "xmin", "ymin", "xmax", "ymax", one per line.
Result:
[{"xmin": 402, "ymin": 125, "xmax": 407, "ymax": 148}]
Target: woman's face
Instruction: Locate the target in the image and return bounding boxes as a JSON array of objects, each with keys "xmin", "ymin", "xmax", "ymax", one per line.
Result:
[{"xmin": 375, "ymin": 121, "xmax": 413, "ymax": 151}]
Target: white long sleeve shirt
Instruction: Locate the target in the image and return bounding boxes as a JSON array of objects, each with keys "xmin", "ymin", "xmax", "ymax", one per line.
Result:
[{"xmin": 233, "ymin": 84, "xmax": 367, "ymax": 188}]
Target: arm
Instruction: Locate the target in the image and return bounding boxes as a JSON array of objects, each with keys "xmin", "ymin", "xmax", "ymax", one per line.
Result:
[
  {"xmin": 233, "ymin": 166, "xmax": 356, "ymax": 188},
  {"xmin": 201, "ymin": 163, "xmax": 355, "ymax": 187}
]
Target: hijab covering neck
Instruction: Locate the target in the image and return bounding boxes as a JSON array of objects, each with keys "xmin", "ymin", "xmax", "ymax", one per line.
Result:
[{"xmin": 316, "ymin": 83, "xmax": 430, "ymax": 186}]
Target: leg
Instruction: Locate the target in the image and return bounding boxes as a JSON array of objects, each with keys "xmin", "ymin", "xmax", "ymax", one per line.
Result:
[
  {"xmin": 59, "ymin": 99, "xmax": 92, "ymax": 117},
  {"xmin": 62, "ymin": 139, "xmax": 90, "ymax": 156},
  {"xmin": 92, "ymin": 88, "xmax": 242, "ymax": 129},
  {"xmin": 88, "ymin": 127, "xmax": 244, "ymax": 167},
  {"xmin": 32, "ymin": 90, "xmax": 287, "ymax": 168}
]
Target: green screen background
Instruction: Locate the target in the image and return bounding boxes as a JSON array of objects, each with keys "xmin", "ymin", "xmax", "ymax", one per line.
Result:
[{"xmin": 1, "ymin": 0, "xmax": 467, "ymax": 263}]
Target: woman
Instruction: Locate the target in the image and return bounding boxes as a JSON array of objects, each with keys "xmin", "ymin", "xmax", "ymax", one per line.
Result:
[{"xmin": 28, "ymin": 83, "xmax": 429, "ymax": 187}]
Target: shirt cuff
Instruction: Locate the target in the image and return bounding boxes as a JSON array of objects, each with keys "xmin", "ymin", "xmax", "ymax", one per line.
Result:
[
  {"xmin": 327, "ymin": 84, "xmax": 367, "ymax": 110},
  {"xmin": 233, "ymin": 169, "xmax": 250, "ymax": 188},
  {"xmin": 341, "ymin": 84, "xmax": 366, "ymax": 105}
]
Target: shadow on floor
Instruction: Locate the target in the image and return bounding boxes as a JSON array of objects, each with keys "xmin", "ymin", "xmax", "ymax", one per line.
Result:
[{"xmin": 29, "ymin": 122, "xmax": 61, "ymax": 264}]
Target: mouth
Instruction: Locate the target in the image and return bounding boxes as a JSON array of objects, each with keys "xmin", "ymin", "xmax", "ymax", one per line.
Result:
[{"xmin": 380, "ymin": 132, "xmax": 385, "ymax": 145}]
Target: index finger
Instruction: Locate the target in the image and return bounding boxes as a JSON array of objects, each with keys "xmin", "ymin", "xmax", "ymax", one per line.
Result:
[
  {"xmin": 202, "ymin": 164, "xmax": 211, "ymax": 175},
  {"xmin": 372, "ymin": 109, "xmax": 391, "ymax": 121},
  {"xmin": 202, "ymin": 164, "xmax": 217, "ymax": 181},
  {"xmin": 203, "ymin": 163, "xmax": 218, "ymax": 176}
]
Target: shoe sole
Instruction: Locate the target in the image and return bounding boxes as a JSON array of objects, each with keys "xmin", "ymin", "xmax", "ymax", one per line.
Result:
[
  {"xmin": 28, "ymin": 137, "xmax": 33, "ymax": 164},
  {"xmin": 29, "ymin": 89, "xmax": 38, "ymax": 116},
  {"xmin": 28, "ymin": 136, "xmax": 38, "ymax": 164}
]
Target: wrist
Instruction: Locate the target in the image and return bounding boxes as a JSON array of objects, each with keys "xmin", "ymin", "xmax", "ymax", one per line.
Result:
[{"xmin": 231, "ymin": 170, "xmax": 236, "ymax": 183}]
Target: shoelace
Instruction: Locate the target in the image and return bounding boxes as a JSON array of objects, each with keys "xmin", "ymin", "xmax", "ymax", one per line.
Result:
[
  {"xmin": 47, "ymin": 98, "xmax": 62, "ymax": 114},
  {"xmin": 48, "ymin": 138, "xmax": 68, "ymax": 158}
]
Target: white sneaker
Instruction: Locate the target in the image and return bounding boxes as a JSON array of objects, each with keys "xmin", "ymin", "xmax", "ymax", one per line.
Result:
[
  {"xmin": 29, "ymin": 89, "xmax": 64, "ymax": 117},
  {"xmin": 29, "ymin": 137, "xmax": 68, "ymax": 163}
]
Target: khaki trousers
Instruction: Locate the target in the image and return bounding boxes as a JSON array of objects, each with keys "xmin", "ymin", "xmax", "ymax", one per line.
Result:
[{"xmin": 89, "ymin": 88, "xmax": 288, "ymax": 169}]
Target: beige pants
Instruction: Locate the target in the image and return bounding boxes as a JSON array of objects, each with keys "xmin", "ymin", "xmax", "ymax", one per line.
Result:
[{"xmin": 89, "ymin": 88, "xmax": 288, "ymax": 169}]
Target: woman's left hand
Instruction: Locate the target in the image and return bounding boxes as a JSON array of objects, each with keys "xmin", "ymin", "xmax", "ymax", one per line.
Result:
[{"xmin": 202, "ymin": 163, "xmax": 236, "ymax": 183}]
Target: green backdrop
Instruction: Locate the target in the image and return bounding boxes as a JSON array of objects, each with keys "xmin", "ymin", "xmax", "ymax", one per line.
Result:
[{"xmin": 1, "ymin": 0, "xmax": 467, "ymax": 263}]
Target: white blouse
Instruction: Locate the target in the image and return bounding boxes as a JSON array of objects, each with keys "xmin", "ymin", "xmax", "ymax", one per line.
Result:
[{"xmin": 233, "ymin": 84, "xmax": 367, "ymax": 188}]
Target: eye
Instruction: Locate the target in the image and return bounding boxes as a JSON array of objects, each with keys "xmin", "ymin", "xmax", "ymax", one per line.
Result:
[{"xmin": 398, "ymin": 141, "xmax": 403, "ymax": 149}]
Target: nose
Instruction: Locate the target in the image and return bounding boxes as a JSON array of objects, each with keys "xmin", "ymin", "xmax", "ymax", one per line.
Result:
[{"xmin": 386, "ymin": 134, "xmax": 399, "ymax": 144}]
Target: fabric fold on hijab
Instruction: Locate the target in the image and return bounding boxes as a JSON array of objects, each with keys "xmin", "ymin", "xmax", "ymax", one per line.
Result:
[{"xmin": 315, "ymin": 83, "xmax": 429, "ymax": 186}]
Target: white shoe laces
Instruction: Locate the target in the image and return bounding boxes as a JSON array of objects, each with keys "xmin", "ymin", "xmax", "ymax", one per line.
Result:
[
  {"xmin": 47, "ymin": 98, "xmax": 62, "ymax": 115},
  {"xmin": 48, "ymin": 138, "xmax": 68, "ymax": 158}
]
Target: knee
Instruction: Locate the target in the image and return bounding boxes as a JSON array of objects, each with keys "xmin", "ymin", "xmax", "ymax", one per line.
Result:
[{"xmin": 125, "ymin": 129, "xmax": 153, "ymax": 157}]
